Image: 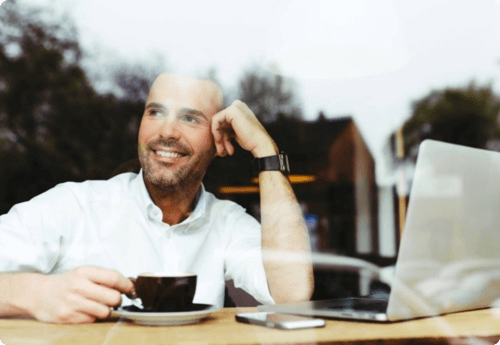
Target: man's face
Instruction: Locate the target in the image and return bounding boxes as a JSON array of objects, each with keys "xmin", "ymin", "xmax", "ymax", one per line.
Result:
[{"xmin": 138, "ymin": 74, "xmax": 221, "ymax": 192}]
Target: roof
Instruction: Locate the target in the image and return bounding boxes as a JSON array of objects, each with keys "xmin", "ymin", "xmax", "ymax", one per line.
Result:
[
  {"xmin": 266, "ymin": 116, "xmax": 352, "ymax": 153},
  {"xmin": 205, "ymin": 116, "xmax": 355, "ymax": 186}
]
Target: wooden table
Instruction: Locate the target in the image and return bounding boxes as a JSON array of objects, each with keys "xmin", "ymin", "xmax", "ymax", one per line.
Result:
[{"xmin": 1, "ymin": 307, "xmax": 500, "ymax": 345}]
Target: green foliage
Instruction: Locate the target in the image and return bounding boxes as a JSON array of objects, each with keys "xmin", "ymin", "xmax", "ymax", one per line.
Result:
[
  {"xmin": 392, "ymin": 83, "xmax": 500, "ymax": 162},
  {"xmin": 237, "ymin": 66, "xmax": 302, "ymax": 123},
  {"xmin": 0, "ymin": 1, "xmax": 144, "ymax": 214}
]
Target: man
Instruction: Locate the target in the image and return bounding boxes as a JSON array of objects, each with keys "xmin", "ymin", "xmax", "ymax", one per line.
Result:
[{"xmin": 0, "ymin": 73, "xmax": 313, "ymax": 324}]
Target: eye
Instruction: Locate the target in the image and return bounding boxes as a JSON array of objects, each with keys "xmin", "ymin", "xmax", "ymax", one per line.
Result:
[
  {"xmin": 184, "ymin": 115, "xmax": 199, "ymax": 123},
  {"xmin": 149, "ymin": 109, "xmax": 164, "ymax": 117}
]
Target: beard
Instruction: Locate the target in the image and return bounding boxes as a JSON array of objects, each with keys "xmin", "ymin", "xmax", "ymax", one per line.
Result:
[{"xmin": 138, "ymin": 138, "xmax": 216, "ymax": 193}]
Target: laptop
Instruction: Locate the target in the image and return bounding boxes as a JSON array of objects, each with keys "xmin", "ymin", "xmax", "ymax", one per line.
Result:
[{"xmin": 259, "ymin": 140, "xmax": 500, "ymax": 321}]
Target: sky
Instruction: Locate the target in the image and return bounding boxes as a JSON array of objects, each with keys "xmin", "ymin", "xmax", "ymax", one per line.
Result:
[{"xmin": 9, "ymin": 0, "xmax": 500, "ymax": 182}]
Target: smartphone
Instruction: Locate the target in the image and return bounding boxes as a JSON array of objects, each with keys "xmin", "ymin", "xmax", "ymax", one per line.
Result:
[{"xmin": 235, "ymin": 312, "xmax": 325, "ymax": 330}]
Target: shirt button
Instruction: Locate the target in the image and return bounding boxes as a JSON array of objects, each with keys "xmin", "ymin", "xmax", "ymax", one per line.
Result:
[{"xmin": 166, "ymin": 231, "xmax": 171, "ymax": 239}]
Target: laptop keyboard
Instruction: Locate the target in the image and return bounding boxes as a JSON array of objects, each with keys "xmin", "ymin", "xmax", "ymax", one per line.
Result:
[{"xmin": 324, "ymin": 298, "xmax": 388, "ymax": 313}]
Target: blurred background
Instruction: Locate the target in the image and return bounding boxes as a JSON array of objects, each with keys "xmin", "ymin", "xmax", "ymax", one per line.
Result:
[{"xmin": 1, "ymin": 0, "xmax": 500, "ymax": 304}]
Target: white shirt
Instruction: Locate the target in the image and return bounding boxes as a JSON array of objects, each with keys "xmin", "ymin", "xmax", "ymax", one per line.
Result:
[{"xmin": 0, "ymin": 171, "xmax": 274, "ymax": 308}]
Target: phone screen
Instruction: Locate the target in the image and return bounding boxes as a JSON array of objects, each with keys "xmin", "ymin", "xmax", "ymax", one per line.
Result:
[{"xmin": 235, "ymin": 312, "xmax": 325, "ymax": 330}]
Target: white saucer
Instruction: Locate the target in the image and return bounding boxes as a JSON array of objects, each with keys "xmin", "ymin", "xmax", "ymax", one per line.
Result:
[{"xmin": 111, "ymin": 304, "xmax": 220, "ymax": 326}]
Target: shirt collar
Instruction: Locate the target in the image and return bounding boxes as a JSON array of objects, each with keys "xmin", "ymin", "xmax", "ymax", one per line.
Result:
[{"xmin": 131, "ymin": 169, "xmax": 207, "ymax": 224}]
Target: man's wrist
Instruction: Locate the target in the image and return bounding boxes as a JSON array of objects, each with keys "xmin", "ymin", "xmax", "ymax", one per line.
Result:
[
  {"xmin": 252, "ymin": 152, "xmax": 290, "ymax": 176},
  {"xmin": 251, "ymin": 141, "xmax": 279, "ymax": 158},
  {"xmin": 0, "ymin": 273, "xmax": 41, "ymax": 317}
]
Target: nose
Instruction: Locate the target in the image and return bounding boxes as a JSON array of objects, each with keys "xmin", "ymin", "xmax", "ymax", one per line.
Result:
[{"xmin": 158, "ymin": 117, "xmax": 181, "ymax": 140}]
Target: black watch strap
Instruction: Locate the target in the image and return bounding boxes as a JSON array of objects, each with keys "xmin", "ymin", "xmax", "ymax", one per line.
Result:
[{"xmin": 252, "ymin": 152, "xmax": 290, "ymax": 176}]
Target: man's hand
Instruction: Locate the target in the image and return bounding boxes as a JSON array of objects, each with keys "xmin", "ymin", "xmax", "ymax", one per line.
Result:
[
  {"xmin": 211, "ymin": 100, "xmax": 278, "ymax": 158},
  {"xmin": 1, "ymin": 266, "xmax": 134, "ymax": 324}
]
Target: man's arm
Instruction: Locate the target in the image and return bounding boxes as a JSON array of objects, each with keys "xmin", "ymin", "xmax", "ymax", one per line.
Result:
[
  {"xmin": 0, "ymin": 267, "xmax": 134, "ymax": 323},
  {"xmin": 212, "ymin": 100, "xmax": 314, "ymax": 303},
  {"xmin": 257, "ymin": 170, "xmax": 314, "ymax": 303}
]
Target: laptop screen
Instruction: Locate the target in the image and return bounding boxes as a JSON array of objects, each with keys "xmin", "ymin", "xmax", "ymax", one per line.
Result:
[{"xmin": 387, "ymin": 140, "xmax": 500, "ymax": 320}]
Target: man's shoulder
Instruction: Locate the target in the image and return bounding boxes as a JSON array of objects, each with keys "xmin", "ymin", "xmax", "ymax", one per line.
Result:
[
  {"xmin": 202, "ymin": 190, "xmax": 257, "ymax": 223},
  {"xmin": 56, "ymin": 172, "xmax": 139, "ymax": 199},
  {"xmin": 4, "ymin": 173, "xmax": 141, "ymax": 219},
  {"xmin": 203, "ymin": 190, "xmax": 245, "ymax": 212},
  {"xmin": 201, "ymin": 191, "xmax": 261, "ymax": 239}
]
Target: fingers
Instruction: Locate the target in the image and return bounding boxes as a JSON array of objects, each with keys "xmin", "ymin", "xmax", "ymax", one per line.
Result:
[
  {"xmin": 73, "ymin": 278, "xmax": 123, "ymax": 307},
  {"xmin": 28, "ymin": 266, "xmax": 138, "ymax": 324},
  {"xmin": 50, "ymin": 310, "xmax": 96, "ymax": 324},
  {"xmin": 48, "ymin": 293, "xmax": 111, "ymax": 324},
  {"xmin": 224, "ymin": 136, "xmax": 234, "ymax": 156},
  {"xmin": 211, "ymin": 112, "xmax": 224, "ymax": 156},
  {"xmin": 72, "ymin": 266, "xmax": 135, "ymax": 308},
  {"xmin": 75, "ymin": 266, "xmax": 134, "ymax": 294},
  {"xmin": 69, "ymin": 294, "xmax": 114, "ymax": 320},
  {"xmin": 211, "ymin": 111, "xmax": 235, "ymax": 157},
  {"xmin": 218, "ymin": 129, "xmax": 235, "ymax": 156},
  {"xmin": 41, "ymin": 266, "xmax": 133, "ymax": 323},
  {"xmin": 211, "ymin": 100, "xmax": 274, "ymax": 157}
]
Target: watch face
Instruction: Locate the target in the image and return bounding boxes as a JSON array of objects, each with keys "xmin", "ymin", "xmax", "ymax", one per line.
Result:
[{"xmin": 278, "ymin": 153, "xmax": 290, "ymax": 174}]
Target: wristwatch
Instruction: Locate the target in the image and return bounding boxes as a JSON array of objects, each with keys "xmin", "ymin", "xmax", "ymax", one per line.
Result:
[{"xmin": 252, "ymin": 152, "xmax": 290, "ymax": 176}]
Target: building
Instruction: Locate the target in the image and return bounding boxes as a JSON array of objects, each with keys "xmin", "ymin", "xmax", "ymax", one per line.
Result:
[{"xmin": 208, "ymin": 115, "xmax": 383, "ymax": 262}]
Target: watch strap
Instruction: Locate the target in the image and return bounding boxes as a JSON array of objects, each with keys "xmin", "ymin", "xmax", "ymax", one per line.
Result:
[{"xmin": 252, "ymin": 152, "xmax": 290, "ymax": 176}]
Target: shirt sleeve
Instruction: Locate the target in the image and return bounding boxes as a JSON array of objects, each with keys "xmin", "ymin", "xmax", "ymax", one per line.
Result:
[
  {"xmin": 0, "ymin": 184, "xmax": 81, "ymax": 274},
  {"xmin": 223, "ymin": 204, "xmax": 275, "ymax": 305}
]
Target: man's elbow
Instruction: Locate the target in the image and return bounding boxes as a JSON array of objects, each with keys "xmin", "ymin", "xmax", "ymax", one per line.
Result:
[{"xmin": 273, "ymin": 280, "xmax": 314, "ymax": 304}]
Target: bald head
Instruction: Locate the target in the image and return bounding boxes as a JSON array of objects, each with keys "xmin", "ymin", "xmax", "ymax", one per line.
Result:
[{"xmin": 147, "ymin": 73, "xmax": 223, "ymax": 118}]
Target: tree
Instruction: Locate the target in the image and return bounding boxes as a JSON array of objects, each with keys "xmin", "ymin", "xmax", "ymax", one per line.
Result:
[
  {"xmin": 237, "ymin": 65, "xmax": 302, "ymax": 123},
  {"xmin": 389, "ymin": 83, "xmax": 500, "ymax": 163},
  {"xmin": 0, "ymin": 1, "xmax": 146, "ymax": 213}
]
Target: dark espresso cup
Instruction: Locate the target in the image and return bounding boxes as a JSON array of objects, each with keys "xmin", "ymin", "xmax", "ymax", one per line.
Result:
[{"xmin": 133, "ymin": 272, "xmax": 197, "ymax": 312}]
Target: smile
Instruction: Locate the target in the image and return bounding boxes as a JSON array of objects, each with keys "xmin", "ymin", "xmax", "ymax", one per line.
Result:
[{"xmin": 155, "ymin": 150, "xmax": 185, "ymax": 158}]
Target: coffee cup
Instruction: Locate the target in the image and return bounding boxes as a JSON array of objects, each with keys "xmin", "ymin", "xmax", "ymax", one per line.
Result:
[{"xmin": 131, "ymin": 272, "xmax": 197, "ymax": 312}]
